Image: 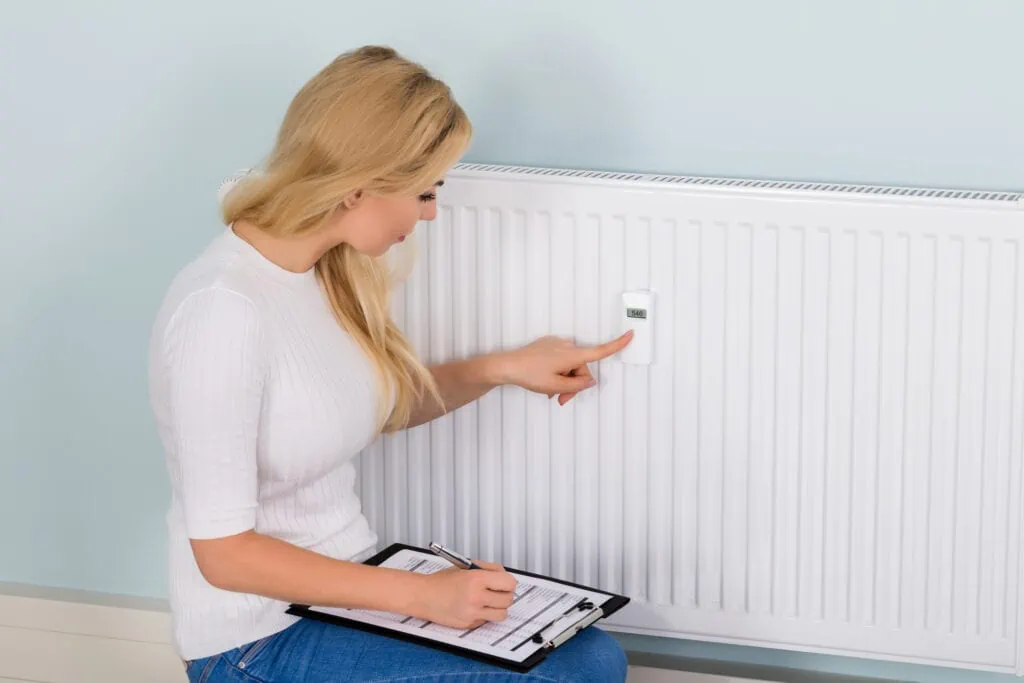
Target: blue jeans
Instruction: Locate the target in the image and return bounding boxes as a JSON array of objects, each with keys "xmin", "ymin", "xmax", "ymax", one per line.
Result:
[{"xmin": 185, "ymin": 617, "xmax": 628, "ymax": 682}]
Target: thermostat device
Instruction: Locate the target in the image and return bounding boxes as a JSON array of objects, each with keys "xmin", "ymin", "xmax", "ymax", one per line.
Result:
[{"xmin": 619, "ymin": 290, "xmax": 654, "ymax": 365}]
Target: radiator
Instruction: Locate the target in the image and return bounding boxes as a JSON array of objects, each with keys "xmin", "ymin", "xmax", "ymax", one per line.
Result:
[{"xmin": 355, "ymin": 164, "xmax": 1024, "ymax": 675}]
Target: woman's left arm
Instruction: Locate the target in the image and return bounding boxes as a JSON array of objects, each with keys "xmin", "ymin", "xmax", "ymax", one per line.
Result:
[
  {"xmin": 404, "ymin": 331, "xmax": 633, "ymax": 429},
  {"xmin": 403, "ymin": 355, "xmax": 502, "ymax": 428}
]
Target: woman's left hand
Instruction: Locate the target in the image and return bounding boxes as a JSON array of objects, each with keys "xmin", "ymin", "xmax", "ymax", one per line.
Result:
[{"xmin": 489, "ymin": 331, "xmax": 634, "ymax": 405}]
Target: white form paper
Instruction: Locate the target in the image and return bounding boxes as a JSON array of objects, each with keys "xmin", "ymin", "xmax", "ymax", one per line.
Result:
[{"xmin": 303, "ymin": 548, "xmax": 610, "ymax": 663}]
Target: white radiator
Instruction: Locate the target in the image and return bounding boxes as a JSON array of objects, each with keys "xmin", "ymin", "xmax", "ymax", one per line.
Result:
[{"xmin": 355, "ymin": 164, "xmax": 1024, "ymax": 676}]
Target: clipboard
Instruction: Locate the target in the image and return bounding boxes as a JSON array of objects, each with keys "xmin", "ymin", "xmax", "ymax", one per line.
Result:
[{"xmin": 286, "ymin": 543, "xmax": 630, "ymax": 672}]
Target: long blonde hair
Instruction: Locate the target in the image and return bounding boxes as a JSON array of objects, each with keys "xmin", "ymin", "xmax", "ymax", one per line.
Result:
[{"xmin": 222, "ymin": 46, "xmax": 471, "ymax": 432}]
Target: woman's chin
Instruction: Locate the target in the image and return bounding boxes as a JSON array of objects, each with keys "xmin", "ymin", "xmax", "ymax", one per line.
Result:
[{"xmin": 351, "ymin": 234, "xmax": 411, "ymax": 258}]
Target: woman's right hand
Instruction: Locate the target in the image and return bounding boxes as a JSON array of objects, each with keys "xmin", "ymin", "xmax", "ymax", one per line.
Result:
[{"xmin": 412, "ymin": 561, "xmax": 517, "ymax": 629}]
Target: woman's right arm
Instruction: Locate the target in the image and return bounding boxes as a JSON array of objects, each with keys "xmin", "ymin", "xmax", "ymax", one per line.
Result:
[
  {"xmin": 191, "ymin": 532, "xmax": 515, "ymax": 628},
  {"xmin": 161, "ymin": 289, "xmax": 514, "ymax": 629}
]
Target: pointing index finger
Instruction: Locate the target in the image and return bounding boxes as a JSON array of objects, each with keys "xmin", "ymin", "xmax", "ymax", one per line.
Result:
[{"xmin": 579, "ymin": 330, "xmax": 634, "ymax": 363}]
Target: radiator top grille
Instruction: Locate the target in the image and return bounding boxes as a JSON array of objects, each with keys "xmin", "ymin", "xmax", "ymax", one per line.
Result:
[{"xmin": 454, "ymin": 163, "xmax": 1022, "ymax": 205}]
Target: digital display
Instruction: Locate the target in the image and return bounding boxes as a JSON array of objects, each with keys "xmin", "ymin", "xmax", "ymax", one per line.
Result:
[{"xmin": 626, "ymin": 307, "xmax": 647, "ymax": 320}]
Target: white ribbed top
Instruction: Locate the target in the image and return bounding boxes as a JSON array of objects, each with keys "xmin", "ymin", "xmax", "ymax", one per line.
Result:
[{"xmin": 148, "ymin": 228, "xmax": 381, "ymax": 659}]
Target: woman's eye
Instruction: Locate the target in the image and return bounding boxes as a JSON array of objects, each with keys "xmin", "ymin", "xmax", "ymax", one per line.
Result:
[{"xmin": 418, "ymin": 192, "xmax": 437, "ymax": 202}]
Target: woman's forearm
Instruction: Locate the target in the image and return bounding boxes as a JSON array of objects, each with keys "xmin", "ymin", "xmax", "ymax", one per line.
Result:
[
  {"xmin": 405, "ymin": 354, "xmax": 506, "ymax": 428},
  {"xmin": 191, "ymin": 531, "xmax": 428, "ymax": 616}
]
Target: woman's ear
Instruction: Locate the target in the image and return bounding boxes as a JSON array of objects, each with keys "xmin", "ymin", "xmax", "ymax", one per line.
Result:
[{"xmin": 342, "ymin": 190, "xmax": 364, "ymax": 210}]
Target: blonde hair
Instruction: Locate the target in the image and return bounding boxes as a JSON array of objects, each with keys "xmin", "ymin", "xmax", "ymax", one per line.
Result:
[{"xmin": 222, "ymin": 46, "xmax": 471, "ymax": 432}]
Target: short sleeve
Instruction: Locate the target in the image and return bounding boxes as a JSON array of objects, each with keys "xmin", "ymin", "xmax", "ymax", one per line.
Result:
[{"xmin": 161, "ymin": 287, "xmax": 264, "ymax": 539}]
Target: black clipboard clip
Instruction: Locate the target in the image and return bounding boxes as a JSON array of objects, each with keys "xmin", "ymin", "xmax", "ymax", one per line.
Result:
[{"xmin": 528, "ymin": 600, "xmax": 604, "ymax": 650}]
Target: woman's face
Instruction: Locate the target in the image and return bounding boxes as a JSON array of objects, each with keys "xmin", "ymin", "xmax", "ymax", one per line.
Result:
[{"xmin": 340, "ymin": 180, "xmax": 443, "ymax": 257}]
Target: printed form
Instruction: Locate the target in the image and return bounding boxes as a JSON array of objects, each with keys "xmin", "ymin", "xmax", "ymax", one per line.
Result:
[{"xmin": 303, "ymin": 548, "xmax": 609, "ymax": 663}]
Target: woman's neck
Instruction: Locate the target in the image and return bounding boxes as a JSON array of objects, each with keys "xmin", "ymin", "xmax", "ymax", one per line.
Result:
[{"xmin": 231, "ymin": 219, "xmax": 335, "ymax": 274}]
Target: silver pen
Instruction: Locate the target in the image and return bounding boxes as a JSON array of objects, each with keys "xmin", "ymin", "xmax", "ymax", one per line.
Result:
[{"xmin": 429, "ymin": 541, "xmax": 482, "ymax": 570}]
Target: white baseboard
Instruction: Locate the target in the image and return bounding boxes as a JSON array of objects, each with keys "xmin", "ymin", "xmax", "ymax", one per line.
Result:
[
  {"xmin": 628, "ymin": 668, "xmax": 763, "ymax": 683},
  {"xmin": 0, "ymin": 587, "xmax": 760, "ymax": 683}
]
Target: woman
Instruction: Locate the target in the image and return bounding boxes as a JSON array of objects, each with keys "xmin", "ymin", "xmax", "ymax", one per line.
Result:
[{"xmin": 149, "ymin": 46, "xmax": 632, "ymax": 682}]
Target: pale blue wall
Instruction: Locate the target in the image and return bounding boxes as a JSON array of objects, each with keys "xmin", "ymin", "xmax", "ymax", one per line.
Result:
[{"xmin": 2, "ymin": 1, "xmax": 1021, "ymax": 681}]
